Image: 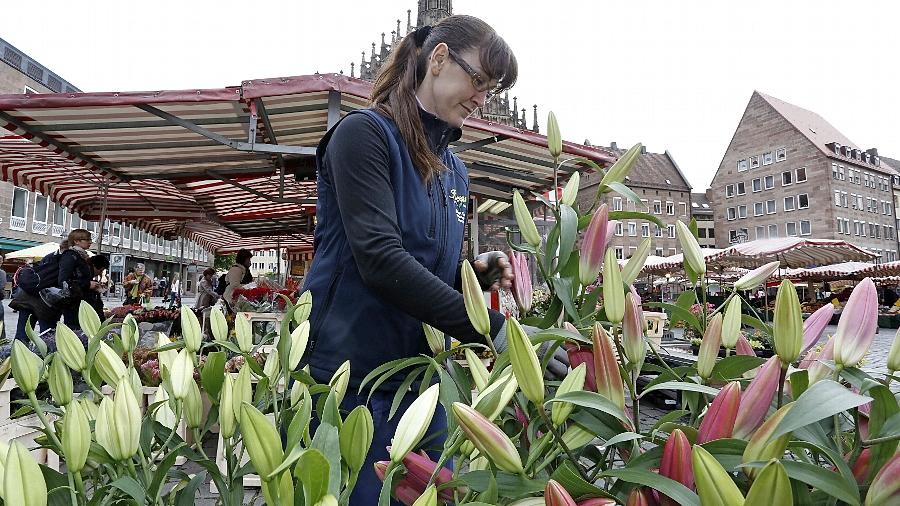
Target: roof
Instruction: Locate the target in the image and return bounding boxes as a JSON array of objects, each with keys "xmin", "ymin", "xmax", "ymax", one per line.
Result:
[
  {"xmin": 581, "ymin": 145, "xmax": 692, "ymax": 192},
  {"xmin": 0, "ymin": 73, "xmax": 616, "ymax": 253},
  {"xmin": 690, "ymin": 192, "xmax": 713, "ymax": 215}
]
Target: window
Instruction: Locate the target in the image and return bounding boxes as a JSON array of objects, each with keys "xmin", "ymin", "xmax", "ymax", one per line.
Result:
[
  {"xmin": 784, "ymin": 196, "xmax": 796, "ymax": 211},
  {"xmin": 666, "ymin": 201, "xmax": 674, "ymax": 215},
  {"xmin": 653, "ymin": 200, "xmax": 662, "ymax": 214},
  {"xmin": 641, "ymin": 223, "xmax": 650, "ymax": 237},
  {"xmin": 754, "ymin": 202, "xmax": 764, "ymax": 216},
  {"xmin": 667, "ymin": 224, "xmax": 675, "ymax": 238},
  {"xmin": 669, "ymin": 248, "xmax": 677, "ymax": 255},
  {"xmin": 875, "ymin": 224, "xmax": 881, "ymax": 239},
  {"xmin": 736, "ymin": 182, "xmax": 746, "ymax": 195},
  {"xmin": 763, "ymin": 151, "xmax": 774, "ymax": 165},
  {"xmin": 123, "ymin": 224, "xmax": 131, "ymax": 240},
  {"xmin": 738, "ymin": 205, "xmax": 747, "ymax": 218},
  {"xmin": 737, "ymin": 159, "xmax": 748, "ymax": 172},
  {"xmin": 884, "ymin": 201, "xmax": 893, "ymax": 215},
  {"xmin": 655, "ymin": 248, "xmax": 664, "ymax": 257},
  {"xmin": 833, "ymin": 163, "xmax": 839, "ymax": 179},
  {"xmin": 53, "ymin": 205, "xmax": 65, "ymax": 227},
  {"xmin": 615, "ymin": 222, "xmax": 623, "ymax": 236},
  {"xmin": 33, "ymin": 193, "xmax": 49, "ymax": 223},
  {"xmin": 613, "ymin": 197, "xmax": 622, "ymax": 211},
  {"xmin": 776, "ymin": 147, "xmax": 786, "ymax": 162},
  {"xmin": 834, "ymin": 190, "xmax": 842, "ymax": 207},
  {"xmin": 839, "ymin": 165, "xmax": 845, "ymax": 180},
  {"xmin": 766, "ymin": 200, "xmax": 776, "ymax": 214},
  {"xmin": 857, "ymin": 195, "xmax": 864, "ymax": 209},
  {"xmin": 752, "ymin": 178, "xmax": 762, "ymax": 192},
  {"xmin": 768, "ymin": 224, "xmax": 778, "ymax": 238},
  {"xmin": 654, "ymin": 224, "xmax": 663, "ymax": 237},
  {"xmin": 782, "ymin": 170, "xmax": 793, "ymax": 186},
  {"xmin": 725, "ymin": 184, "xmax": 735, "ymax": 198},
  {"xmin": 841, "ymin": 191, "xmax": 848, "ymax": 207},
  {"xmin": 869, "ymin": 223, "xmax": 877, "ymax": 238},
  {"xmin": 12, "ymin": 187, "xmax": 28, "ymax": 218},
  {"xmin": 786, "ymin": 222, "xmax": 798, "ymax": 236},
  {"xmin": 798, "ymin": 194, "xmax": 809, "ymax": 209},
  {"xmin": 727, "ymin": 207, "xmax": 737, "ymax": 220},
  {"xmin": 756, "ymin": 225, "xmax": 766, "ymax": 239},
  {"xmin": 800, "ymin": 220, "xmax": 811, "ymax": 236},
  {"xmin": 679, "ymin": 202, "xmax": 687, "ymax": 216},
  {"xmin": 698, "ymin": 228, "xmax": 707, "ymax": 238},
  {"xmin": 749, "ymin": 155, "xmax": 760, "ymax": 169},
  {"xmin": 764, "ymin": 175, "xmax": 775, "ymax": 189},
  {"xmin": 615, "ymin": 247, "xmax": 624, "ymax": 260},
  {"xmin": 640, "ymin": 199, "xmax": 649, "ymax": 211},
  {"xmin": 708, "ymin": 228, "xmax": 715, "ymax": 238},
  {"xmin": 628, "ymin": 222, "xmax": 637, "ymax": 236}
]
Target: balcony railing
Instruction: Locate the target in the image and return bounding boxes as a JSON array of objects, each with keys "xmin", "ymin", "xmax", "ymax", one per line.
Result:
[
  {"xmin": 31, "ymin": 221, "xmax": 49, "ymax": 234},
  {"xmin": 9, "ymin": 216, "xmax": 26, "ymax": 231},
  {"xmin": 51, "ymin": 224, "xmax": 65, "ymax": 237}
]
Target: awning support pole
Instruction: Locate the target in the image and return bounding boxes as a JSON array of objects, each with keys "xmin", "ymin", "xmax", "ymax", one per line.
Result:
[{"xmin": 96, "ymin": 184, "xmax": 108, "ymax": 255}]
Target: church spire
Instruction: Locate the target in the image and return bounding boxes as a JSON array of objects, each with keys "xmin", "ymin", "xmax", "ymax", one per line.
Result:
[
  {"xmin": 532, "ymin": 105, "xmax": 539, "ymax": 133},
  {"xmin": 417, "ymin": 0, "xmax": 452, "ymax": 27}
]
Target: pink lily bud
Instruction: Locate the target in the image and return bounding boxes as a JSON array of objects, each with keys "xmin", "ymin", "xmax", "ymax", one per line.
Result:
[
  {"xmin": 393, "ymin": 481, "xmax": 424, "ymax": 506},
  {"xmin": 565, "ymin": 341, "xmax": 597, "ymax": 392},
  {"xmin": 576, "ymin": 499, "xmax": 617, "ymax": 506},
  {"xmin": 509, "ymin": 250, "xmax": 533, "ymax": 314},
  {"xmin": 697, "ymin": 313, "xmax": 723, "ymax": 380},
  {"xmin": 592, "ymin": 323, "xmax": 625, "ymax": 411},
  {"xmin": 735, "ymin": 333, "xmax": 756, "ymax": 357},
  {"xmin": 579, "ymin": 204, "xmax": 610, "ymax": 286},
  {"xmin": 801, "ymin": 303, "xmax": 835, "ymax": 355},
  {"xmin": 546, "ymin": 479, "xmax": 578, "ymax": 506},
  {"xmin": 625, "ymin": 488, "xmax": 655, "ymax": 506},
  {"xmin": 374, "ymin": 460, "xmax": 389, "ymax": 481},
  {"xmin": 806, "ymin": 337, "xmax": 836, "ymax": 385},
  {"xmin": 851, "ymin": 448, "xmax": 871, "ymax": 484},
  {"xmin": 733, "ymin": 356, "xmax": 781, "ymax": 439},
  {"xmin": 697, "ymin": 381, "xmax": 741, "ymax": 443},
  {"xmin": 623, "ymin": 291, "xmax": 647, "ymax": 366},
  {"xmin": 866, "ymin": 452, "xmax": 900, "ymax": 505},
  {"xmin": 402, "ymin": 451, "xmax": 460, "ymax": 503},
  {"xmin": 834, "ymin": 278, "xmax": 878, "ymax": 369},
  {"xmin": 660, "ymin": 429, "xmax": 694, "ymax": 506}
]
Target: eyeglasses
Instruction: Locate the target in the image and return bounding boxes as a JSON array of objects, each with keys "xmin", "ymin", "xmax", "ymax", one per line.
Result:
[{"xmin": 447, "ymin": 48, "xmax": 502, "ymax": 101}]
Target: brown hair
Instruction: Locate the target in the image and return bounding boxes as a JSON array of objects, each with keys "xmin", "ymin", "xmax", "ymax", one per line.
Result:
[
  {"xmin": 68, "ymin": 228, "xmax": 91, "ymax": 243},
  {"xmin": 370, "ymin": 15, "xmax": 517, "ymax": 182}
]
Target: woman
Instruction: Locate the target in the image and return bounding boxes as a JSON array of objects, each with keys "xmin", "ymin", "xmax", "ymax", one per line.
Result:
[
  {"xmin": 195, "ymin": 268, "xmax": 219, "ymax": 310},
  {"xmin": 302, "ymin": 15, "xmax": 567, "ymax": 504},
  {"xmin": 123, "ymin": 263, "xmax": 153, "ymax": 305},
  {"xmin": 58, "ymin": 228, "xmax": 99, "ymax": 330},
  {"xmin": 223, "ymin": 248, "xmax": 253, "ymax": 308},
  {"xmin": 168, "ymin": 274, "xmax": 181, "ymax": 308}
]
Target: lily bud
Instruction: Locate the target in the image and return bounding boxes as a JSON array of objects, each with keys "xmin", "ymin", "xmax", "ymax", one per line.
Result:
[
  {"xmin": 180, "ymin": 305, "xmax": 202, "ymax": 353},
  {"xmin": 402, "ymin": 451, "xmax": 459, "ymax": 503},
  {"xmin": 461, "ymin": 260, "xmax": 491, "ymax": 336},
  {"xmin": 552, "ymin": 363, "xmax": 587, "ymax": 426},
  {"xmin": 742, "ymin": 403, "xmax": 792, "ymax": 477},
  {"xmin": 513, "ymin": 190, "xmax": 541, "ymax": 248},
  {"xmin": 184, "ymin": 379, "xmax": 202, "ymax": 429},
  {"xmin": 547, "ymin": 111, "xmax": 563, "ymax": 159},
  {"xmin": 289, "ymin": 379, "xmax": 307, "ymax": 409},
  {"xmin": 390, "ymin": 383, "xmax": 440, "ymax": 464},
  {"xmin": 48, "ymin": 354, "xmax": 73, "ymax": 406},
  {"xmin": 626, "ymin": 488, "xmax": 654, "ymax": 506},
  {"xmin": 806, "ymin": 337, "xmax": 836, "ymax": 385},
  {"xmin": 562, "ymin": 422, "xmax": 597, "ymax": 449},
  {"xmin": 834, "ymin": 278, "xmax": 878, "ymax": 368},
  {"xmin": 773, "ymin": 279, "xmax": 803, "ymax": 364},
  {"xmin": 170, "ymin": 348, "xmax": 195, "ymax": 400},
  {"xmin": 411, "ymin": 485, "xmax": 437, "ymax": 506},
  {"xmin": 96, "ymin": 382, "xmax": 141, "ymax": 460},
  {"xmin": 691, "ymin": 445, "xmax": 744, "ymax": 506},
  {"xmin": 152, "ymin": 386, "xmax": 177, "ymax": 430},
  {"xmin": 62, "ymin": 399, "xmax": 91, "ymax": 473},
  {"xmin": 235, "ymin": 312, "xmax": 253, "ymax": 353},
  {"xmin": 592, "ymin": 323, "xmax": 625, "ymax": 410},
  {"xmin": 509, "ymin": 499, "xmax": 546, "ymax": 506},
  {"xmin": 288, "ymin": 320, "xmax": 310, "ymax": 370},
  {"xmin": 210, "ymin": 306, "xmax": 229, "ymax": 341},
  {"xmin": 565, "ymin": 341, "xmax": 597, "ymax": 391},
  {"xmin": 452, "ymin": 402, "xmax": 523, "ymax": 473},
  {"xmin": 507, "ymin": 317, "xmax": 544, "ymax": 405},
  {"xmin": 733, "ymin": 260, "xmax": 780, "ymax": 291},
  {"xmin": 78, "ymin": 300, "xmax": 101, "ymax": 340},
  {"xmin": 733, "ymin": 356, "xmax": 781, "ymax": 439},
  {"xmin": 600, "ymin": 143, "xmax": 642, "ymax": 187},
  {"xmin": 218, "ymin": 374, "xmax": 236, "ymax": 438},
  {"xmin": 576, "ymin": 500, "xmax": 617, "ymax": 506},
  {"xmin": 579, "ymin": 204, "xmax": 610, "ymax": 287},
  {"xmin": 622, "ymin": 291, "xmax": 646, "ymax": 365},
  {"xmin": 865, "ymin": 451, "xmax": 900, "ymax": 505},
  {"xmin": 509, "ymin": 250, "xmax": 533, "ymax": 314},
  {"xmin": 3, "ymin": 441, "xmax": 48, "ymax": 506},
  {"xmin": 852, "ymin": 448, "xmax": 871, "ymax": 484},
  {"xmin": 422, "ymin": 323, "xmax": 446, "ymax": 356},
  {"xmin": 465, "ymin": 348, "xmax": 490, "ymax": 392},
  {"xmin": 889, "ymin": 327, "xmax": 900, "ymax": 373},
  {"xmin": 697, "ymin": 381, "xmax": 741, "ymax": 443},
  {"xmin": 94, "ymin": 341, "xmax": 127, "ymax": 388},
  {"xmin": 561, "ymin": 172, "xmax": 580, "ymax": 206},
  {"xmin": 56, "ymin": 321, "xmax": 86, "ymax": 371},
  {"xmin": 240, "ymin": 401, "xmax": 284, "ymax": 480},
  {"xmin": 722, "ymin": 297, "xmax": 742, "ymax": 349},
  {"xmin": 660, "ymin": 429, "xmax": 694, "ymax": 506},
  {"xmin": 602, "ymin": 248, "xmax": 625, "ymax": 324},
  {"xmin": 744, "ymin": 460, "xmax": 792, "ymax": 506},
  {"xmin": 156, "ymin": 332, "xmax": 177, "ymax": 373},
  {"xmin": 11, "ymin": 340, "xmax": 41, "ymax": 394},
  {"xmin": 697, "ymin": 313, "xmax": 723, "ymax": 380},
  {"xmin": 232, "ymin": 366, "xmax": 252, "ymax": 420},
  {"xmin": 121, "ymin": 314, "xmax": 139, "ymax": 354},
  {"xmin": 676, "ymin": 220, "xmax": 705, "ymax": 278},
  {"xmin": 263, "ymin": 350, "xmax": 280, "ymax": 380},
  {"xmin": 621, "ymin": 238, "xmax": 651, "ymax": 285},
  {"xmin": 546, "ymin": 479, "xmax": 577, "ymax": 506},
  {"xmin": 340, "ymin": 406, "xmax": 374, "ymax": 473},
  {"xmin": 801, "ymin": 303, "xmax": 835, "ymax": 355},
  {"xmin": 293, "ymin": 290, "xmax": 313, "ymax": 324},
  {"xmin": 329, "ymin": 360, "xmax": 350, "ymax": 406},
  {"xmin": 472, "ymin": 366, "xmax": 518, "ymax": 420},
  {"xmin": 735, "ymin": 333, "xmax": 757, "ymax": 357}
]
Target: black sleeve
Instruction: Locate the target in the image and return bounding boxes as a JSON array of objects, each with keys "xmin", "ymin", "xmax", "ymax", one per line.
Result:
[
  {"xmin": 325, "ymin": 113, "xmax": 504, "ymax": 344},
  {"xmin": 57, "ymin": 252, "xmax": 76, "ymax": 287}
]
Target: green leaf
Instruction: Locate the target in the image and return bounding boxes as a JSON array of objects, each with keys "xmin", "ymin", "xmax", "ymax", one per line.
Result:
[
  {"xmin": 862, "ymin": 382, "xmax": 899, "ymax": 482},
  {"xmin": 201, "ymin": 351, "xmax": 226, "ymax": 401},
  {"xmin": 651, "ymin": 410, "xmax": 691, "ymax": 435},
  {"xmin": 770, "ymin": 379, "xmax": 873, "ymax": 441},
  {"xmin": 638, "ymin": 381, "xmax": 719, "ymax": 399},
  {"xmin": 606, "ymin": 181, "xmax": 645, "ymax": 210},
  {"xmin": 110, "ymin": 476, "xmax": 147, "ymax": 504},
  {"xmin": 458, "ymin": 470, "xmax": 546, "ymax": 497},
  {"xmin": 699, "ymin": 438, "xmax": 748, "ymax": 472},
  {"xmin": 557, "ymin": 204, "xmax": 578, "ymax": 272},
  {"xmin": 538, "ymin": 298, "xmax": 563, "ymax": 328},
  {"xmin": 647, "ymin": 302, "xmax": 700, "ymax": 333},
  {"xmin": 551, "ymin": 277, "xmax": 580, "ymax": 322},
  {"xmin": 390, "ymin": 366, "xmax": 426, "ymax": 420},
  {"xmin": 175, "ymin": 472, "xmax": 207, "ymax": 506},
  {"xmin": 544, "ymin": 225, "xmax": 561, "ymax": 274},
  {"xmin": 604, "ymin": 431, "xmax": 644, "ymax": 447},
  {"xmin": 740, "ymin": 314, "xmax": 772, "ymax": 336},
  {"xmin": 742, "ymin": 460, "xmax": 860, "ymax": 506},
  {"xmin": 789, "ymin": 369, "xmax": 809, "ymax": 399},
  {"xmin": 552, "ymin": 461, "xmax": 618, "ymax": 501},
  {"xmin": 311, "ymin": 422, "xmax": 342, "ymax": 497},
  {"xmin": 25, "ymin": 315, "xmax": 48, "ymax": 356},
  {"xmin": 546, "ymin": 391, "xmax": 629, "ymax": 424},
  {"xmin": 710, "ymin": 356, "xmax": 766, "ymax": 381},
  {"xmin": 365, "ymin": 357, "xmax": 429, "ymax": 403},
  {"xmin": 295, "ymin": 448, "xmax": 330, "ymax": 505},
  {"xmin": 601, "ymin": 468, "xmax": 699, "ymax": 506},
  {"xmin": 608, "ymin": 210, "xmax": 665, "ymax": 229}
]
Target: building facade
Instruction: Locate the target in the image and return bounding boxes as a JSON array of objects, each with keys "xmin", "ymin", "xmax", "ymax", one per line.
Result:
[
  {"xmin": 709, "ymin": 91, "xmax": 899, "ymax": 262},
  {"xmin": 578, "ymin": 143, "xmax": 694, "ymax": 260},
  {"xmin": 0, "ymin": 36, "xmax": 212, "ymax": 293},
  {"xmin": 691, "ymin": 192, "xmax": 715, "ymax": 249}
]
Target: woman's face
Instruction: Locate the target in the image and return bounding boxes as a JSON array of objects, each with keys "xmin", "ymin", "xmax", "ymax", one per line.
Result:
[
  {"xmin": 135, "ymin": 266, "xmax": 145, "ymax": 275},
  {"xmin": 421, "ymin": 45, "xmax": 497, "ymax": 128}
]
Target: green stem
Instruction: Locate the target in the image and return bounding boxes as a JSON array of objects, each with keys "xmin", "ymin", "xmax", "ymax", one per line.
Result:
[
  {"xmin": 152, "ymin": 404, "xmax": 183, "ymax": 463},
  {"xmin": 631, "ymin": 374, "xmax": 641, "ymax": 433},
  {"xmin": 81, "ymin": 370, "xmax": 106, "ymax": 398},
  {"xmin": 74, "ymin": 472, "xmax": 86, "ymax": 498},
  {"xmin": 861, "ymin": 432, "xmax": 900, "ymax": 447},
  {"xmin": 648, "ymin": 341, "xmax": 683, "ymax": 381},
  {"xmin": 27, "ymin": 391, "xmax": 63, "ymax": 449},
  {"xmin": 539, "ymin": 409, "xmax": 589, "ymax": 482},
  {"xmin": 126, "ymin": 458, "xmax": 140, "ymax": 480},
  {"xmin": 67, "ymin": 469, "xmax": 80, "ymax": 506},
  {"xmin": 776, "ymin": 362, "xmax": 788, "ymax": 408},
  {"xmin": 192, "ymin": 428, "xmax": 210, "ymax": 460},
  {"xmin": 832, "ymin": 366, "xmax": 844, "ymax": 450}
]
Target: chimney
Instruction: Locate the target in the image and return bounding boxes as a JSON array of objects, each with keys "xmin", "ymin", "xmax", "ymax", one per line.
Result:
[
  {"xmin": 610, "ymin": 141, "xmax": 618, "ymax": 150},
  {"xmin": 640, "ymin": 145, "xmax": 647, "ymax": 154},
  {"xmin": 866, "ymin": 148, "xmax": 879, "ymax": 156}
]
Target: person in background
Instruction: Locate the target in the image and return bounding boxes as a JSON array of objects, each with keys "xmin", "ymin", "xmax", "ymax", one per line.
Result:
[
  {"xmin": 195, "ymin": 267, "xmax": 219, "ymax": 310},
  {"xmin": 159, "ymin": 276, "xmax": 169, "ymax": 300},
  {"xmin": 168, "ymin": 274, "xmax": 181, "ymax": 308},
  {"xmin": 84, "ymin": 255, "xmax": 111, "ymax": 319},
  {"xmin": 223, "ymin": 249, "xmax": 253, "ymax": 308},
  {"xmin": 58, "ymin": 228, "xmax": 99, "ymax": 330},
  {"xmin": 123, "ymin": 263, "xmax": 153, "ymax": 305}
]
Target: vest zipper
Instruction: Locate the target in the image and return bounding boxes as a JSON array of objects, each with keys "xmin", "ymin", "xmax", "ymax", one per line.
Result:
[
  {"xmin": 428, "ymin": 182, "xmax": 437, "ymax": 238},
  {"xmin": 433, "ymin": 173, "xmax": 449, "ymax": 273}
]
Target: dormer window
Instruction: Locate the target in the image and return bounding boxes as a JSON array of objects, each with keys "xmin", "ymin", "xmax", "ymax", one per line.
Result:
[
  {"xmin": 834, "ymin": 142, "xmax": 842, "ymax": 154},
  {"xmin": 865, "ymin": 153, "xmax": 872, "ymax": 164}
]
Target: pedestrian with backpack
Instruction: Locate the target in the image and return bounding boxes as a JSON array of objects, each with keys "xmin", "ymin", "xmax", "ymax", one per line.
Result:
[{"xmin": 9, "ymin": 243, "xmax": 68, "ymax": 341}]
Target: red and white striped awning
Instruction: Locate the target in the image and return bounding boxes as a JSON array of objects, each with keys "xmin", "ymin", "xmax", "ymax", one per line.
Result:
[
  {"xmin": 708, "ymin": 238, "xmax": 877, "ymax": 269},
  {"xmin": 780, "ymin": 261, "xmax": 876, "ymax": 282}
]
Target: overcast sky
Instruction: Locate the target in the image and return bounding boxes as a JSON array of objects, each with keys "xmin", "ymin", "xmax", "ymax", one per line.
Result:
[{"xmin": 3, "ymin": 0, "xmax": 898, "ymax": 189}]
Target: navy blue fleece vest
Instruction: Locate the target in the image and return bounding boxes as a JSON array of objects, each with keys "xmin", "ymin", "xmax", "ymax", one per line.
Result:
[{"xmin": 302, "ymin": 109, "xmax": 469, "ymax": 390}]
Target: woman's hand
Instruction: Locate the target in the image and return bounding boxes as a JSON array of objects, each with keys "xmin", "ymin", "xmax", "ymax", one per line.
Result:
[{"xmin": 473, "ymin": 251, "xmax": 513, "ymax": 291}]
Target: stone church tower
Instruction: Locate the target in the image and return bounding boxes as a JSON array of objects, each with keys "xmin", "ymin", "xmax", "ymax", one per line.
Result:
[{"xmin": 351, "ymin": 1, "xmax": 539, "ymax": 132}]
